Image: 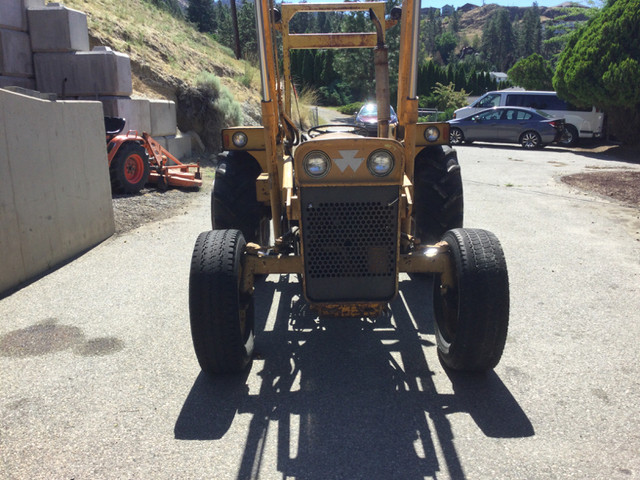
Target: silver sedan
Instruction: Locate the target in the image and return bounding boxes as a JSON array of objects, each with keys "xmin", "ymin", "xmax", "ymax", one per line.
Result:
[{"xmin": 448, "ymin": 106, "xmax": 565, "ymax": 148}]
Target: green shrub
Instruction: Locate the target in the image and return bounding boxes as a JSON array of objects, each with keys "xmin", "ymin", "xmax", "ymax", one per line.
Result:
[
  {"xmin": 176, "ymin": 72, "xmax": 243, "ymax": 152},
  {"xmin": 338, "ymin": 102, "xmax": 365, "ymax": 115}
]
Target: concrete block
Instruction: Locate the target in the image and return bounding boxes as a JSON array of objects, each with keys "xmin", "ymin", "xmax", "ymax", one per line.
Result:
[
  {"xmin": 98, "ymin": 96, "xmax": 151, "ymax": 135},
  {"xmin": 0, "ymin": 28, "xmax": 33, "ymax": 77},
  {"xmin": 0, "ymin": 76, "xmax": 36, "ymax": 89},
  {"xmin": 165, "ymin": 134, "xmax": 192, "ymax": 160},
  {"xmin": 34, "ymin": 47, "xmax": 132, "ymax": 96},
  {"xmin": 0, "ymin": 94, "xmax": 23, "ymax": 294},
  {"xmin": 0, "ymin": 0, "xmax": 44, "ymax": 31},
  {"xmin": 149, "ymin": 99, "xmax": 177, "ymax": 136},
  {"xmin": 28, "ymin": 4, "xmax": 89, "ymax": 52},
  {"xmin": 0, "ymin": 0, "xmax": 27, "ymax": 31},
  {"xmin": 0, "ymin": 89, "xmax": 114, "ymax": 295},
  {"xmin": 153, "ymin": 135, "xmax": 169, "ymax": 150},
  {"xmin": 2, "ymin": 85, "xmax": 55, "ymax": 100}
]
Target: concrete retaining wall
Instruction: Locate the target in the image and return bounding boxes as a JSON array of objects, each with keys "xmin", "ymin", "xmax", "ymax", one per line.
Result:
[
  {"xmin": 0, "ymin": 75, "xmax": 35, "ymax": 89},
  {"xmin": 149, "ymin": 99, "xmax": 177, "ymax": 137},
  {"xmin": 0, "ymin": 88, "xmax": 115, "ymax": 296},
  {"xmin": 0, "ymin": 0, "xmax": 44, "ymax": 32},
  {"xmin": 0, "ymin": 28, "xmax": 33, "ymax": 77},
  {"xmin": 99, "ymin": 96, "xmax": 152, "ymax": 135},
  {"xmin": 28, "ymin": 4, "xmax": 90, "ymax": 52},
  {"xmin": 34, "ymin": 47, "xmax": 132, "ymax": 97}
]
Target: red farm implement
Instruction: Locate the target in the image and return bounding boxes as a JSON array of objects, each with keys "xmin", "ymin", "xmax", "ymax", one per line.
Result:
[{"xmin": 105, "ymin": 116, "xmax": 202, "ymax": 194}]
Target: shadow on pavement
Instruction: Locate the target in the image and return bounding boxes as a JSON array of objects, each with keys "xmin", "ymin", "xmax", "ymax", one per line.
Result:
[{"xmin": 175, "ymin": 275, "xmax": 533, "ymax": 479}]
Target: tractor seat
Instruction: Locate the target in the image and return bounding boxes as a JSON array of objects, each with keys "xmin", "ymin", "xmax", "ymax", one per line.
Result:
[{"xmin": 104, "ymin": 116, "xmax": 126, "ymax": 136}]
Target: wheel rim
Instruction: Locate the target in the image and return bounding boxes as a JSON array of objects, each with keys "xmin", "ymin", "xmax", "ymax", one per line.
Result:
[
  {"xmin": 522, "ymin": 132, "xmax": 539, "ymax": 148},
  {"xmin": 559, "ymin": 127, "xmax": 575, "ymax": 146},
  {"xmin": 450, "ymin": 128, "xmax": 463, "ymax": 144},
  {"xmin": 124, "ymin": 154, "xmax": 145, "ymax": 184}
]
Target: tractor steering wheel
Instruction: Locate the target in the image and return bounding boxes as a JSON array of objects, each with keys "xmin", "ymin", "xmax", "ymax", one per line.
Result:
[{"xmin": 307, "ymin": 124, "xmax": 369, "ymax": 138}]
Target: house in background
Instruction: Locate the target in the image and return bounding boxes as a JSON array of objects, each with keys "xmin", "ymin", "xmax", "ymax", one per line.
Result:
[
  {"xmin": 490, "ymin": 72, "xmax": 509, "ymax": 84},
  {"xmin": 459, "ymin": 3, "xmax": 479, "ymax": 13},
  {"xmin": 441, "ymin": 4, "xmax": 455, "ymax": 16}
]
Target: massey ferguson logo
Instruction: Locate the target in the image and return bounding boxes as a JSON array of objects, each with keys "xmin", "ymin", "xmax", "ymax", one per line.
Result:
[{"xmin": 333, "ymin": 150, "xmax": 363, "ymax": 172}]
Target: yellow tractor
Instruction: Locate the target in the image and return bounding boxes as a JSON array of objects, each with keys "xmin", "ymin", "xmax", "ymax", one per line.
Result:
[{"xmin": 188, "ymin": 0, "xmax": 509, "ymax": 374}]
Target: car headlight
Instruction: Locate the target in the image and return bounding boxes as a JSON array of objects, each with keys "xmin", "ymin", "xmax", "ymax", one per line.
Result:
[
  {"xmin": 303, "ymin": 151, "xmax": 331, "ymax": 178},
  {"xmin": 367, "ymin": 149, "xmax": 394, "ymax": 176},
  {"xmin": 424, "ymin": 126, "xmax": 440, "ymax": 142},
  {"xmin": 232, "ymin": 131, "xmax": 248, "ymax": 148}
]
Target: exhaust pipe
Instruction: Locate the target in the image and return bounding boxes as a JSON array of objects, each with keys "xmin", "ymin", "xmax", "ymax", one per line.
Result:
[{"xmin": 370, "ymin": 8, "xmax": 389, "ymax": 138}]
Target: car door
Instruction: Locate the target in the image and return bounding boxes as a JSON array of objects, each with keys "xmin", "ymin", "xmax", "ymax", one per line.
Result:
[
  {"xmin": 466, "ymin": 109, "xmax": 504, "ymax": 142},
  {"xmin": 500, "ymin": 109, "xmax": 533, "ymax": 142}
]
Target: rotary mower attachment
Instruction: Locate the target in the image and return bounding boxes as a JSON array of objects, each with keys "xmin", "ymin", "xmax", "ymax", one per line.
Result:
[
  {"xmin": 141, "ymin": 133, "xmax": 202, "ymax": 190},
  {"xmin": 105, "ymin": 116, "xmax": 202, "ymax": 193}
]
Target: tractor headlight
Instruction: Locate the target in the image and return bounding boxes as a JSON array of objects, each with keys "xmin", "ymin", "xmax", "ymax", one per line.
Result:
[
  {"xmin": 367, "ymin": 149, "xmax": 394, "ymax": 176},
  {"xmin": 424, "ymin": 126, "xmax": 440, "ymax": 142},
  {"xmin": 303, "ymin": 151, "xmax": 331, "ymax": 178},
  {"xmin": 232, "ymin": 131, "xmax": 248, "ymax": 148}
]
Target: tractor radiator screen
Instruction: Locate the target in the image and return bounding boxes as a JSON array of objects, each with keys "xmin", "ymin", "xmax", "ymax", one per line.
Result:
[{"xmin": 300, "ymin": 186, "xmax": 399, "ymax": 302}]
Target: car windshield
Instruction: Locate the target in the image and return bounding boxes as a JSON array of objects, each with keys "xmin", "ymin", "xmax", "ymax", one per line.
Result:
[
  {"xmin": 360, "ymin": 104, "xmax": 396, "ymax": 116},
  {"xmin": 361, "ymin": 104, "xmax": 376, "ymax": 115}
]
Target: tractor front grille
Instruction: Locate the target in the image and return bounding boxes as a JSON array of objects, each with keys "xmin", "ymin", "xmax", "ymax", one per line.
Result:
[{"xmin": 300, "ymin": 186, "xmax": 399, "ymax": 302}]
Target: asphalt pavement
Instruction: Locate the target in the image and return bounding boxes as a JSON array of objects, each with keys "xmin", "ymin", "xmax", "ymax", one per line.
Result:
[{"xmin": 1, "ymin": 142, "xmax": 639, "ymax": 479}]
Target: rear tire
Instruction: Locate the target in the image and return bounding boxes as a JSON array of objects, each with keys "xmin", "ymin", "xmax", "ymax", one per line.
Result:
[
  {"xmin": 559, "ymin": 124, "xmax": 579, "ymax": 147},
  {"xmin": 110, "ymin": 142, "xmax": 150, "ymax": 193},
  {"xmin": 189, "ymin": 229, "xmax": 254, "ymax": 374},
  {"xmin": 413, "ymin": 146, "xmax": 464, "ymax": 245},
  {"xmin": 212, "ymin": 152, "xmax": 269, "ymax": 245},
  {"xmin": 433, "ymin": 228, "xmax": 509, "ymax": 371}
]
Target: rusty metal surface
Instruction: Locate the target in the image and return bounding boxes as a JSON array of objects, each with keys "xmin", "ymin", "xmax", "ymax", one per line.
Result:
[{"xmin": 309, "ymin": 302, "xmax": 386, "ymax": 318}]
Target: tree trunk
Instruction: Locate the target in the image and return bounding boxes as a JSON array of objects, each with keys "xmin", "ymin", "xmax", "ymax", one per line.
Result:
[{"xmin": 230, "ymin": 0, "xmax": 242, "ymax": 60}]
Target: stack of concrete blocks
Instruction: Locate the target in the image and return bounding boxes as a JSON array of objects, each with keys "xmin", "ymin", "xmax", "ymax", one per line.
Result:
[
  {"xmin": 0, "ymin": 88, "xmax": 115, "ymax": 296},
  {"xmin": 99, "ymin": 96, "xmax": 193, "ymax": 161},
  {"xmin": 9, "ymin": 1, "xmax": 191, "ymax": 160},
  {"xmin": 0, "ymin": 0, "xmax": 44, "ymax": 89}
]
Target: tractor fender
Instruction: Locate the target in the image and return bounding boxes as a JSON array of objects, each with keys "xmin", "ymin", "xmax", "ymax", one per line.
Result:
[{"xmin": 107, "ymin": 135, "xmax": 145, "ymax": 167}]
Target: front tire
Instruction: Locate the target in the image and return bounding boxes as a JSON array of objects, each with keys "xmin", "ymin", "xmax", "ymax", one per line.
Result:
[
  {"xmin": 520, "ymin": 130, "xmax": 542, "ymax": 149},
  {"xmin": 189, "ymin": 229, "xmax": 254, "ymax": 374},
  {"xmin": 212, "ymin": 152, "xmax": 269, "ymax": 245},
  {"xmin": 449, "ymin": 127, "xmax": 464, "ymax": 145},
  {"xmin": 433, "ymin": 228, "xmax": 509, "ymax": 371},
  {"xmin": 110, "ymin": 142, "xmax": 150, "ymax": 193},
  {"xmin": 413, "ymin": 146, "xmax": 464, "ymax": 245}
]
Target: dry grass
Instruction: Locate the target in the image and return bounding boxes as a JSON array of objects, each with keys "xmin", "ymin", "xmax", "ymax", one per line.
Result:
[
  {"xmin": 289, "ymin": 86, "xmax": 320, "ymax": 129},
  {"xmin": 63, "ymin": 0, "xmax": 260, "ymax": 104}
]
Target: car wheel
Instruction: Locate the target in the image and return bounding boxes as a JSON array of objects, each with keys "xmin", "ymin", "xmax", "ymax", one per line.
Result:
[
  {"xmin": 559, "ymin": 124, "xmax": 579, "ymax": 147},
  {"xmin": 449, "ymin": 127, "xmax": 464, "ymax": 145},
  {"xmin": 520, "ymin": 130, "xmax": 542, "ymax": 149},
  {"xmin": 189, "ymin": 229, "xmax": 255, "ymax": 374},
  {"xmin": 433, "ymin": 228, "xmax": 509, "ymax": 371}
]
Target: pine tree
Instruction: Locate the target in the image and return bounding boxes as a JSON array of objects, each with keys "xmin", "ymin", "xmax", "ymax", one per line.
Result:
[{"xmin": 188, "ymin": 0, "xmax": 215, "ymax": 33}]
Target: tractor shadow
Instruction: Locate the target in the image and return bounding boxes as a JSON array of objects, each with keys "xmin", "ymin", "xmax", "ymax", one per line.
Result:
[{"xmin": 175, "ymin": 274, "xmax": 533, "ymax": 479}]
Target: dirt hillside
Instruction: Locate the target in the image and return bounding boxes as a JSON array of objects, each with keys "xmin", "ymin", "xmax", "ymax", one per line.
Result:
[{"xmin": 62, "ymin": 0, "xmax": 261, "ymax": 117}]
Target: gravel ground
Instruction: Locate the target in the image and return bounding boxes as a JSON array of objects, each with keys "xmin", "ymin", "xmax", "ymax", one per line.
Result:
[{"xmin": 111, "ymin": 159, "xmax": 215, "ymax": 234}]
